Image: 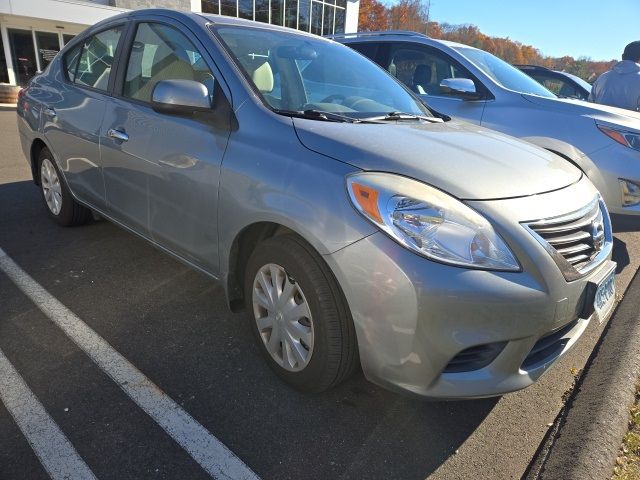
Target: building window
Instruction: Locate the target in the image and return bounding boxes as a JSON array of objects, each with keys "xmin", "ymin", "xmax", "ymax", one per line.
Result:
[
  {"xmin": 200, "ymin": 0, "xmax": 346, "ymax": 34},
  {"xmin": 322, "ymin": 5, "xmax": 334, "ymax": 35},
  {"xmin": 201, "ymin": 0, "xmax": 220, "ymax": 14},
  {"xmin": 310, "ymin": 2, "xmax": 323, "ymax": 34},
  {"xmin": 220, "ymin": 0, "xmax": 236, "ymax": 17},
  {"xmin": 255, "ymin": 0, "xmax": 269, "ymax": 23},
  {"xmin": 63, "ymin": 34, "xmax": 76, "ymax": 46},
  {"xmin": 270, "ymin": 0, "xmax": 284, "ymax": 25},
  {"xmin": 239, "ymin": 0, "xmax": 253, "ymax": 19},
  {"xmin": 8, "ymin": 29, "xmax": 37, "ymax": 86},
  {"xmin": 334, "ymin": 7, "xmax": 345, "ymax": 33},
  {"xmin": 298, "ymin": 0, "xmax": 311, "ymax": 31},
  {"xmin": 285, "ymin": 0, "xmax": 298, "ymax": 28}
]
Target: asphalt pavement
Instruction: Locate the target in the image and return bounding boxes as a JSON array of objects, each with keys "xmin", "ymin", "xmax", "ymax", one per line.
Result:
[{"xmin": 1, "ymin": 110, "xmax": 639, "ymax": 480}]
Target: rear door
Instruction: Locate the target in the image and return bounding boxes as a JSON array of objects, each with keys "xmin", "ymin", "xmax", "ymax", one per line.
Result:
[
  {"xmin": 42, "ymin": 26, "xmax": 124, "ymax": 210},
  {"xmin": 100, "ymin": 18, "xmax": 232, "ymax": 273}
]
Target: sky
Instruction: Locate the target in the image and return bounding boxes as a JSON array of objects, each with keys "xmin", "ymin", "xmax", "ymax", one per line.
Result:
[{"xmin": 414, "ymin": 0, "xmax": 640, "ymax": 61}]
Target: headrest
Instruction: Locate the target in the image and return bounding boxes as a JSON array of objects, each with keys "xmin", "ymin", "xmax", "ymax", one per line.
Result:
[
  {"xmin": 252, "ymin": 61, "xmax": 274, "ymax": 93},
  {"xmin": 413, "ymin": 64, "xmax": 431, "ymax": 83}
]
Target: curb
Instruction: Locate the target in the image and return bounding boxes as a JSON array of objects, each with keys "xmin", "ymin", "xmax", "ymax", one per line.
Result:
[{"xmin": 525, "ymin": 268, "xmax": 640, "ymax": 480}]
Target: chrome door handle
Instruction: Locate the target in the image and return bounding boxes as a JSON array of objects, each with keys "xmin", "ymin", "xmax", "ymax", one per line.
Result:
[
  {"xmin": 44, "ymin": 107, "xmax": 56, "ymax": 118},
  {"xmin": 107, "ymin": 128, "xmax": 129, "ymax": 142}
]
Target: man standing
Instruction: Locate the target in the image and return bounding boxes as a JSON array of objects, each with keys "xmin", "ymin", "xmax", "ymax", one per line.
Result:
[{"xmin": 589, "ymin": 41, "xmax": 640, "ymax": 111}]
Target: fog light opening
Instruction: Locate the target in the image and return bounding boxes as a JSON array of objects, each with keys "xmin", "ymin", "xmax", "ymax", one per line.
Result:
[{"xmin": 620, "ymin": 179, "xmax": 640, "ymax": 207}]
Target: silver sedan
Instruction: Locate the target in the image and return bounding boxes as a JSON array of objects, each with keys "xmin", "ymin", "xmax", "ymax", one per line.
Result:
[{"xmin": 17, "ymin": 10, "xmax": 615, "ymax": 398}]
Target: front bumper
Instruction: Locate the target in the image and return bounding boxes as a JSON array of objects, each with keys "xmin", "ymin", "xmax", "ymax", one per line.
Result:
[
  {"xmin": 325, "ymin": 177, "xmax": 615, "ymax": 398},
  {"xmin": 587, "ymin": 143, "xmax": 640, "ymax": 216}
]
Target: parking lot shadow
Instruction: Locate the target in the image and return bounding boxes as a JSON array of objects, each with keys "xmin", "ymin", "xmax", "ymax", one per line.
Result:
[
  {"xmin": 612, "ymin": 237, "xmax": 630, "ymax": 274},
  {"xmin": 611, "ymin": 214, "xmax": 640, "ymax": 233},
  {"xmin": 0, "ymin": 178, "xmax": 498, "ymax": 480}
]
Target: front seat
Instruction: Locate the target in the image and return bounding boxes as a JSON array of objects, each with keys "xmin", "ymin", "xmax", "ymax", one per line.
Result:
[
  {"xmin": 413, "ymin": 64, "xmax": 435, "ymax": 95},
  {"xmin": 134, "ymin": 47, "xmax": 195, "ymax": 102}
]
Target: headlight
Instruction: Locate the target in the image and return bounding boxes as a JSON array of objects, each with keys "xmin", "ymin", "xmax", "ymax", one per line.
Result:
[
  {"xmin": 597, "ymin": 124, "xmax": 640, "ymax": 151},
  {"xmin": 346, "ymin": 172, "xmax": 520, "ymax": 271}
]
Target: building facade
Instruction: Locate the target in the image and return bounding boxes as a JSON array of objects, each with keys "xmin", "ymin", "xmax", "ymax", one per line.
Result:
[{"xmin": 0, "ymin": 0, "xmax": 359, "ymax": 89}]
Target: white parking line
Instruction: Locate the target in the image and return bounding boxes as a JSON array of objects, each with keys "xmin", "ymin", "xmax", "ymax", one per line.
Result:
[
  {"xmin": 0, "ymin": 348, "xmax": 98, "ymax": 480},
  {"xmin": 0, "ymin": 247, "xmax": 259, "ymax": 480}
]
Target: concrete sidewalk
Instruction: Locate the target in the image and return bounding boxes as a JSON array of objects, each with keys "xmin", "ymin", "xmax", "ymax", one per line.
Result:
[{"xmin": 526, "ymin": 267, "xmax": 640, "ymax": 480}]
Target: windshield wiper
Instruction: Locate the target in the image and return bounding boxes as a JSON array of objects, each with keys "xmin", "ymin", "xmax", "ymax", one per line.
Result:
[
  {"xmin": 362, "ymin": 111, "xmax": 442, "ymax": 122},
  {"xmin": 275, "ymin": 109, "xmax": 364, "ymax": 123}
]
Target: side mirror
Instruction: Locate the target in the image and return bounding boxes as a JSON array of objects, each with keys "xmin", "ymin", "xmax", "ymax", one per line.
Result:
[
  {"xmin": 439, "ymin": 78, "xmax": 481, "ymax": 99},
  {"xmin": 152, "ymin": 79, "xmax": 211, "ymax": 115}
]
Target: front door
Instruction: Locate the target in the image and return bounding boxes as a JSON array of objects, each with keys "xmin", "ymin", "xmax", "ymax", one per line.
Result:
[{"xmin": 100, "ymin": 21, "xmax": 231, "ymax": 273}]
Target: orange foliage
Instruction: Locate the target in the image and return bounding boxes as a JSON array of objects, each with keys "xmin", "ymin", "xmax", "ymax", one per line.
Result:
[{"xmin": 358, "ymin": 9, "xmax": 617, "ymax": 81}]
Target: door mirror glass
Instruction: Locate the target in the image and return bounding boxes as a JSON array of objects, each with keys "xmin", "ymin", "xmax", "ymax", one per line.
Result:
[
  {"xmin": 439, "ymin": 78, "xmax": 480, "ymax": 99},
  {"xmin": 152, "ymin": 79, "xmax": 212, "ymax": 115}
]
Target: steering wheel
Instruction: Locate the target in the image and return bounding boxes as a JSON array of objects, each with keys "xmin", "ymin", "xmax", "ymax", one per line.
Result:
[{"xmin": 320, "ymin": 94, "xmax": 346, "ymax": 104}]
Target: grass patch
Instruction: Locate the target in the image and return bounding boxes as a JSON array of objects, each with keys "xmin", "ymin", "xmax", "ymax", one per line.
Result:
[{"xmin": 613, "ymin": 383, "xmax": 640, "ymax": 479}]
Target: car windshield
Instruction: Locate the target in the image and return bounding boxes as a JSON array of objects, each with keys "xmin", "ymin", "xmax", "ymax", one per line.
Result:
[
  {"xmin": 212, "ymin": 25, "xmax": 432, "ymax": 119},
  {"xmin": 456, "ymin": 47, "xmax": 556, "ymax": 98},
  {"xmin": 561, "ymin": 71, "xmax": 592, "ymax": 93}
]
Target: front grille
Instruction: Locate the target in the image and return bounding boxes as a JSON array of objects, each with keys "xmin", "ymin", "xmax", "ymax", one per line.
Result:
[
  {"xmin": 443, "ymin": 342, "xmax": 507, "ymax": 373},
  {"xmin": 521, "ymin": 319, "xmax": 579, "ymax": 370},
  {"xmin": 524, "ymin": 198, "xmax": 610, "ymax": 281}
]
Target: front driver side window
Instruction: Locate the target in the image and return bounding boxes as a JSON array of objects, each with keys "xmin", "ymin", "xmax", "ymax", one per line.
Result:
[
  {"xmin": 123, "ymin": 22, "xmax": 215, "ymax": 104},
  {"xmin": 388, "ymin": 45, "xmax": 475, "ymax": 97}
]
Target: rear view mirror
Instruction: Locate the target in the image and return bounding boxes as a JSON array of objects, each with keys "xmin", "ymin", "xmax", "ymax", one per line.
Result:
[
  {"xmin": 439, "ymin": 78, "xmax": 482, "ymax": 100},
  {"xmin": 152, "ymin": 79, "xmax": 212, "ymax": 115},
  {"xmin": 277, "ymin": 43, "xmax": 318, "ymax": 60}
]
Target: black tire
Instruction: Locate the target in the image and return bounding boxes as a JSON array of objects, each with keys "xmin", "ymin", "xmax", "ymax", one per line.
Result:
[
  {"xmin": 244, "ymin": 234, "xmax": 358, "ymax": 392},
  {"xmin": 37, "ymin": 147, "xmax": 91, "ymax": 226}
]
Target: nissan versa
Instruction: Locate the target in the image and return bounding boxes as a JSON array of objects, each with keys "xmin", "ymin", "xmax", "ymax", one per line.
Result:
[
  {"xmin": 17, "ymin": 10, "xmax": 616, "ymax": 398},
  {"xmin": 334, "ymin": 31, "xmax": 640, "ymax": 216}
]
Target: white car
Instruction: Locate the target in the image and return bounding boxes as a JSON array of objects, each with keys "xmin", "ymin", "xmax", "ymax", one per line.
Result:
[{"xmin": 334, "ymin": 31, "xmax": 640, "ymax": 216}]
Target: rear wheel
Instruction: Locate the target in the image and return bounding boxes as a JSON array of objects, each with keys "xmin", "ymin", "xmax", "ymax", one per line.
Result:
[
  {"xmin": 244, "ymin": 234, "xmax": 358, "ymax": 392},
  {"xmin": 38, "ymin": 148, "xmax": 91, "ymax": 226}
]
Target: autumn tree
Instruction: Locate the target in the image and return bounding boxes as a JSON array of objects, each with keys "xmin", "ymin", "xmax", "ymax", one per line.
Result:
[
  {"xmin": 389, "ymin": 0, "xmax": 429, "ymax": 33},
  {"xmin": 358, "ymin": 0, "xmax": 389, "ymax": 31},
  {"xmin": 356, "ymin": 3, "xmax": 616, "ymax": 81}
]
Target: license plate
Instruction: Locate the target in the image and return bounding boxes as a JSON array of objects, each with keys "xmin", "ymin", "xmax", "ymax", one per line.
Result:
[{"xmin": 594, "ymin": 269, "xmax": 616, "ymax": 321}]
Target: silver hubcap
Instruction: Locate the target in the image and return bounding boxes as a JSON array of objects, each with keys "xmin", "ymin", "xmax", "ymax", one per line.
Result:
[
  {"xmin": 40, "ymin": 158, "xmax": 62, "ymax": 215},
  {"xmin": 252, "ymin": 263, "xmax": 314, "ymax": 372}
]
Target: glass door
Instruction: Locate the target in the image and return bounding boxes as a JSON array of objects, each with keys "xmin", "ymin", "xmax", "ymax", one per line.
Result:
[
  {"xmin": 35, "ymin": 31, "xmax": 62, "ymax": 72},
  {"xmin": 0, "ymin": 32, "xmax": 8, "ymax": 83},
  {"xmin": 8, "ymin": 29, "xmax": 37, "ymax": 86}
]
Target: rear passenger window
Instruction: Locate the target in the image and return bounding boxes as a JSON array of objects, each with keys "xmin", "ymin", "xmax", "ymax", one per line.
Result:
[
  {"xmin": 123, "ymin": 23, "xmax": 215, "ymax": 104},
  {"xmin": 74, "ymin": 27, "xmax": 122, "ymax": 91},
  {"xmin": 64, "ymin": 43, "xmax": 82, "ymax": 82}
]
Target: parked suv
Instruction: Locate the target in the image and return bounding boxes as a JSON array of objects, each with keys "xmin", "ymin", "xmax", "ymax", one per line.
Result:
[
  {"xmin": 333, "ymin": 31, "xmax": 640, "ymax": 216},
  {"xmin": 515, "ymin": 64, "xmax": 591, "ymax": 101},
  {"xmin": 18, "ymin": 11, "xmax": 615, "ymax": 398}
]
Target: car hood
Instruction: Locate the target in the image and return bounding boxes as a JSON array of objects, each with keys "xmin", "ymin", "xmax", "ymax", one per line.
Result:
[
  {"xmin": 292, "ymin": 118, "xmax": 581, "ymax": 200},
  {"xmin": 522, "ymin": 93, "xmax": 640, "ymax": 131}
]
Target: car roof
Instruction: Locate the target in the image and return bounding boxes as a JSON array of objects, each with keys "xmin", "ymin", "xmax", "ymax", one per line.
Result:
[{"xmin": 328, "ymin": 31, "xmax": 472, "ymax": 50}]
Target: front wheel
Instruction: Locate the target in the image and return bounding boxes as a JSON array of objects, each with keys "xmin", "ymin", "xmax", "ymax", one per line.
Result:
[
  {"xmin": 38, "ymin": 148, "xmax": 91, "ymax": 226},
  {"xmin": 244, "ymin": 234, "xmax": 358, "ymax": 392}
]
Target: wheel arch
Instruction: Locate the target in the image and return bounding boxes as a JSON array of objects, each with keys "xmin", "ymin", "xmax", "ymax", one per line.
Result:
[
  {"xmin": 29, "ymin": 137, "xmax": 50, "ymax": 185},
  {"xmin": 225, "ymin": 221, "xmax": 296, "ymax": 312}
]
